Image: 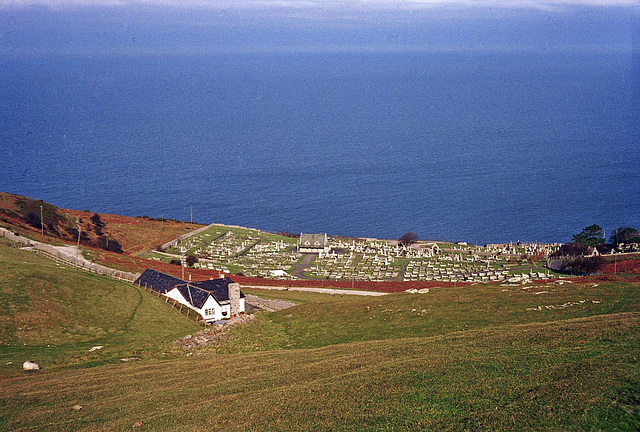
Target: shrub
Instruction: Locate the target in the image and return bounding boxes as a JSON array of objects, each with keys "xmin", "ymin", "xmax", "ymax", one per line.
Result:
[
  {"xmin": 97, "ymin": 236, "xmax": 123, "ymax": 253},
  {"xmin": 398, "ymin": 232, "xmax": 418, "ymax": 247},
  {"xmin": 24, "ymin": 212, "xmax": 41, "ymax": 229},
  {"xmin": 90, "ymin": 213, "xmax": 104, "ymax": 227},
  {"xmin": 561, "ymin": 256, "xmax": 605, "ymax": 275},
  {"xmin": 185, "ymin": 255, "xmax": 198, "ymax": 268}
]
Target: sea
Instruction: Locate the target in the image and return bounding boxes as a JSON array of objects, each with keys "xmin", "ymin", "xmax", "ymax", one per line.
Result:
[{"xmin": 1, "ymin": 51, "xmax": 638, "ymax": 245}]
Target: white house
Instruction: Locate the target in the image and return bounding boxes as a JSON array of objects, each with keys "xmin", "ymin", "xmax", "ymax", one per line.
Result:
[{"xmin": 135, "ymin": 269, "xmax": 245, "ymax": 323}]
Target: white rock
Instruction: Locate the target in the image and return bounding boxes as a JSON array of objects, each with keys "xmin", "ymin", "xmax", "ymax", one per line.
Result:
[
  {"xmin": 23, "ymin": 361, "xmax": 39, "ymax": 371},
  {"xmin": 88, "ymin": 346, "xmax": 103, "ymax": 352}
]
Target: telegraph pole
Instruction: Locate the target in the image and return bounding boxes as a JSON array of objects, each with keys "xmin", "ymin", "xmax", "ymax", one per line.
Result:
[
  {"xmin": 77, "ymin": 224, "xmax": 81, "ymax": 257},
  {"xmin": 40, "ymin": 205, "xmax": 44, "ymax": 236}
]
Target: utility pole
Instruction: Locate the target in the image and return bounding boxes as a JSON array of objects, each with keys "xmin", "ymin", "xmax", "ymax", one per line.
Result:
[
  {"xmin": 40, "ymin": 205, "xmax": 44, "ymax": 236},
  {"xmin": 77, "ymin": 224, "xmax": 81, "ymax": 257},
  {"xmin": 190, "ymin": 205, "xmax": 193, "ymax": 224}
]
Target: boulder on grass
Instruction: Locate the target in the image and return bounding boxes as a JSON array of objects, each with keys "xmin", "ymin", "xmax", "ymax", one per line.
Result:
[{"xmin": 23, "ymin": 361, "xmax": 39, "ymax": 371}]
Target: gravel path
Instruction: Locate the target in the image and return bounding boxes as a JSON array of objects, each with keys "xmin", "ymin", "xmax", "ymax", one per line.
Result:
[
  {"xmin": 240, "ymin": 284, "xmax": 388, "ymax": 296},
  {"xmin": 291, "ymin": 253, "xmax": 316, "ymax": 279},
  {"xmin": 244, "ymin": 294, "xmax": 296, "ymax": 311}
]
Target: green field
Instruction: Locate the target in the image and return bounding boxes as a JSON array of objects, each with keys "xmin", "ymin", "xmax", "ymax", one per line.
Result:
[
  {"xmin": 220, "ymin": 281, "xmax": 640, "ymax": 352},
  {"xmin": 1, "ymin": 240, "xmax": 639, "ymax": 431},
  {"xmin": 0, "ymin": 240, "xmax": 200, "ymax": 373}
]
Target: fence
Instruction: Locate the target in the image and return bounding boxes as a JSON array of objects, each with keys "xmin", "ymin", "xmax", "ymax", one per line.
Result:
[
  {"xmin": 136, "ymin": 281, "xmax": 205, "ymax": 325},
  {"xmin": 159, "ymin": 222, "xmax": 266, "ymax": 250},
  {"xmin": 1, "ymin": 227, "xmax": 208, "ymax": 325},
  {"xmin": 160, "ymin": 223, "xmax": 217, "ymax": 250},
  {"xmin": 1, "ymin": 227, "xmax": 140, "ymax": 283}
]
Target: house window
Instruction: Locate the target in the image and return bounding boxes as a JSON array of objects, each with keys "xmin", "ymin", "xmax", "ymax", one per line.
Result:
[
  {"xmin": 205, "ymin": 308, "xmax": 215, "ymax": 316},
  {"xmin": 222, "ymin": 311, "xmax": 228, "ymax": 317}
]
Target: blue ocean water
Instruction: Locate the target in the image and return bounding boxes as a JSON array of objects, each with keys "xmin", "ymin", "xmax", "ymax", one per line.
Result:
[{"xmin": 1, "ymin": 51, "xmax": 638, "ymax": 245}]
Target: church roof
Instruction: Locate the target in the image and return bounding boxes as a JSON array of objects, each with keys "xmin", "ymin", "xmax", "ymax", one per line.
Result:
[{"xmin": 299, "ymin": 233, "xmax": 328, "ymax": 247}]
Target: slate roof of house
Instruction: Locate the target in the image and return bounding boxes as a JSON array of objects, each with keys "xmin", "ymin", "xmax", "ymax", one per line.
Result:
[
  {"xmin": 173, "ymin": 284, "xmax": 212, "ymax": 309},
  {"xmin": 134, "ymin": 268, "xmax": 186, "ymax": 294},
  {"xmin": 299, "ymin": 233, "xmax": 328, "ymax": 247},
  {"xmin": 134, "ymin": 269, "xmax": 244, "ymax": 309},
  {"xmin": 192, "ymin": 278, "xmax": 245, "ymax": 302}
]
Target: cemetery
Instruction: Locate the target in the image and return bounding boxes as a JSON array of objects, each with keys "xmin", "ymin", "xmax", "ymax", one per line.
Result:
[{"xmin": 141, "ymin": 224, "xmax": 561, "ymax": 283}]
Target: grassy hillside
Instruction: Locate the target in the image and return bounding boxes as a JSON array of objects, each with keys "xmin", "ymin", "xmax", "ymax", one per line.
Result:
[
  {"xmin": 1, "ymin": 312, "xmax": 638, "ymax": 431},
  {"xmin": 0, "ymin": 245, "xmax": 638, "ymax": 430},
  {"xmin": 0, "ymin": 240, "xmax": 200, "ymax": 373},
  {"xmin": 228, "ymin": 280, "xmax": 640, "ymax": 352},
  {"xmin": 65, "ymin": 209, "xmax": 202, "ymax": 256}
]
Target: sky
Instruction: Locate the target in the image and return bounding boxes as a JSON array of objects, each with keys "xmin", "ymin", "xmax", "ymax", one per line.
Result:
[{"xmin": 0, "ymin": 0, "xmax": 637, "ymax": 55}]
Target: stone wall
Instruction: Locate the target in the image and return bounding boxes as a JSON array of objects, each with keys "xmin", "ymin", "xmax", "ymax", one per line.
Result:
[{"xmin": 1, "ymin": 227, "xmax": 140, "ymax": 282}]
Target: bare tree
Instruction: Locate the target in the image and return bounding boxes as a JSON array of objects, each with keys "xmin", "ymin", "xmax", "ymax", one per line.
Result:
[{"xmin": 398, "ymin": 232, "xmax": 418, "ymax": 247}]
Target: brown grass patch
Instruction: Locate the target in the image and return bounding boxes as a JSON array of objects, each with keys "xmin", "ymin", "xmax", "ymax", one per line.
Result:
[{"xmin": 66, "ymin": 210, "xmax": 201, "ymax": 255}]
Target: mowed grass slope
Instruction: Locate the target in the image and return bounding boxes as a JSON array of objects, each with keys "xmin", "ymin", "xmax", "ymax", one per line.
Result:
[
  {"xmin": 1, "ymin": 313, "xmax": 638, "ymax": 431},
  {"xmin": 223, "ymin": 281, "xmax": 640, "ymax": 352},
  {"xmin": 1, "ymin": 239, "xmax": 639, "ymax": 430},
  {"xmin": 0, "ymin": 241, "xmax": 200, "ymax": 373}
]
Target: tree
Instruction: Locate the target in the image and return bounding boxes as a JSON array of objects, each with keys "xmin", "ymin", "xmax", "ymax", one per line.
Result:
[
  {"xmin": 612, "ymin": 227, "xmax": 640, "ymax": 247},
  {"xmin": 571, "ymin": 224, "xmax": 604, "ymax": 247},
  {"xmin": 398, "ymin": 232, "xmax": 418, "ymax": 247},
  {"xmin": 551, "ymin": 243, "xmax": 588, "ymax": 257}
]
